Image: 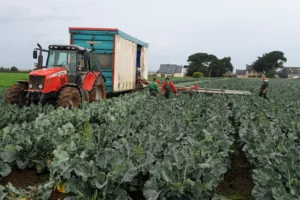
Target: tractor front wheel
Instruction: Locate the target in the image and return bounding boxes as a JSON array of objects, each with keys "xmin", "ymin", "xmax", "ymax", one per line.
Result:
[
  {"xmin": 57, "ymin": 87, "xmax": 81, "ymax": 108},
  {"xmin": 5, "ymin": 83, "xmax": 26, "ymax": 105}
]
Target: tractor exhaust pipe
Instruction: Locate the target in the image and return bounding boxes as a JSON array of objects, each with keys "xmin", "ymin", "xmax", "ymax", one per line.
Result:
[
  {"xmin": 33, "ymin": 43, "xmax": 44, "ymax": 69},
  {"xmin": 37, "ymin": 43, "xmax": 43, "ymax": 69}
]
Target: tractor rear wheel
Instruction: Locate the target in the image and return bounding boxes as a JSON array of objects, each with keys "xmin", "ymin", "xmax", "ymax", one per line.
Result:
[
  {"xmin": 89, "ymin": 76, "xmax": 106, "ymax": 103},
  {"xmin": 57, "ymin": 87, "xmax": 81, "ymax": 108},
  {"xmin": 5, "ymin": 83, "xmax": 26, "ymax": 105}
]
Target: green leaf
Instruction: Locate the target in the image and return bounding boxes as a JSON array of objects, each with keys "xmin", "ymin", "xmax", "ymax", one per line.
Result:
[
  {"xmin": 194, "ymin": 181, "xmax": 206, "ymax": 197},
  {"xmin": 144, "ymin": 178, "xmax": 162, "ymax": 200},
  {"xmin": 144, "ymin": 189, "xmax": 161, "ymax": 200},
  {"xmin": 37, "ymin": 179, "xmax": 54, "ymax": 199},
  {"xmin": 0, "ymin": 161, "xmax": 11, "ymax": 177},
  {"xmin": 96, "ymin": 148, "xmax": 115, "ymax": 169},
  {"xmin": 0, "ymin": 145, "xmax": 22, "ymax": 163},
  {"xmin": 289, "ymin": 178, "xmax": 300, "ymax": 196},
  {"xmin": 95, "ymin": 172, "xmax": 108, "ymax": 190},
  {"xmin": 116, "ymin": 162, "xmax": 137, "ymax": 184},
  {"xmin": 16, "ymin": 159, "xmax": 29, "ymax": 170},
  {"xmin": 66, "ymin": 176, "xmax": 88, "ymax": 198},
  {"xmin": 5, "ymin": 182, "xmax": 21, "ymax": 195},
  {"xmin": 113, "ymin": 188, "xmax": 128, "ymax": 200},
  {"xmin": 51, "ymin": 150, "xmax": 71, "ymax": 177},
  {"xmin": 0, "ymin": 185, "xmax": 7, "ymax": 200},
  {"xmin": 252, "ymin": 185, "xmax": 273, "ymax": 200},
  {"xmin": 146, "ymin": 151, "xmax": 156, "ymax": 166},
  {"xmin": 74, "ymin": 164, "xmax": 90, "ymax": 182}
]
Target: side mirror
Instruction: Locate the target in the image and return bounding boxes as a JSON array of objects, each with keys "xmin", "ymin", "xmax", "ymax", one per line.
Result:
[{"xmin": 33, "ymin": 49, "xmax": 38, "ymax": 59}]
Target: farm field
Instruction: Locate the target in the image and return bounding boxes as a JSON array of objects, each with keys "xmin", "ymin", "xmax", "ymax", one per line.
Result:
[
  {"xmin": 0, "ymin": 72, "xmax": 29, "ymax": 89},
  {"xmin": 148, "ymin": 75, "xmax": 204, "ymax": 84},
  {"xmin": 0, "ymin": 72, "xmax": 202, "ymax": 90},
  {"xmin": 0, "ymin": 77, "xmax": 300, "ymax": 200},
  {"xmin": 0, "ymin": 72, "xmax": 204, "ymax": 89}
]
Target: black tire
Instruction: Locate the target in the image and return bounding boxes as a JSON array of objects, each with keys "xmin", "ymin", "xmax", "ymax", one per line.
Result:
[
  {"xmin": 89, "ymin": 76, "xmax": 106, "ymax": 103},
  {"xmin": 57, "ymin": 87, "xmax": 81, "ymax": 108},
  {"xmin": 5, "ymin": 83, "xmax": 26, "ymax": 105}
]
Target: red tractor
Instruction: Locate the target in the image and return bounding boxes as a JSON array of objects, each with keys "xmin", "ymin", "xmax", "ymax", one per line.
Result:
[{"xmin": 5, "ymin": 43, "xmax": 106, "ymax": 108}]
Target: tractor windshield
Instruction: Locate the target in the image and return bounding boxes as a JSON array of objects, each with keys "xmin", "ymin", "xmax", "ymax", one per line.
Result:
[{"xmin": 46, "ymin": 50, "xmax": 77, "ymax": 71}]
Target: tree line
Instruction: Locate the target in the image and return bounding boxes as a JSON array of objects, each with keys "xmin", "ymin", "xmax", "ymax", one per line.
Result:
[
  {"xmin": 0, "ymin": 66, "xmax": 19, "ymax": 72},
  {"xmin": 184, "ymin": 51, "xmax": 287, "ymax": 78}
]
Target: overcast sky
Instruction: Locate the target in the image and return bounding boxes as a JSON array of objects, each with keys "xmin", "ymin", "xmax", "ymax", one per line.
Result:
[{"xmin": 0, "ymin": 0, "xmax": 300, "ymax": 71}]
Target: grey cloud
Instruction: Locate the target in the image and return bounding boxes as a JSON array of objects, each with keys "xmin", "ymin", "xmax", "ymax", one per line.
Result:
[
  {"xmin": 0, "ymin": 0, "xmax": 300, "ymax": 70},
  {"xmin": 0, "ymin": 15, "xmax": 81, "ymax": 24}
]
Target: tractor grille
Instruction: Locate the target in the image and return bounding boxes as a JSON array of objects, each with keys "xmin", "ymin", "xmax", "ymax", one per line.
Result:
[{"xmin": 29, "ymin": 75, "xmax": 45, "ymax": 89}]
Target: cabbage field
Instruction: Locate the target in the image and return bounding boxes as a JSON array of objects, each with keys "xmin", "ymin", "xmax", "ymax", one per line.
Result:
[{"xmin": 0, "ymin": 78, "xmax": 300, "ymax": 200}]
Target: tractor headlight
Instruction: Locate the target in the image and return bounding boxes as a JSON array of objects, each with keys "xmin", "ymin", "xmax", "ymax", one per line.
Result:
[
  {"xmin": 29, "ymin": 84, "xmax": 33, "ymax": 88},
  {"xmin": 38, "ymin": 84, "xmax": 43, "ymax": 89}
]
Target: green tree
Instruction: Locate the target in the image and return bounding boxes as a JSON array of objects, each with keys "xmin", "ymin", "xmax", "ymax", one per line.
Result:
[
  {"xmin": 252, "ymin": 51, "xmax": 287, "ymax": 73},
  {"xmin": 193, "ymin": 72, "xmax": 204, "ymax": 78},
  {"xmin": 185, "ymin": 53, "xmax": 218, "ymax": 77},
  {"xmin": 185, "ymin": 53, "xmax": 233, "ymax": 77},
  {"xmin": 265, "ymin": 68, "xmax": 276, "ymax": 78},
  {"xmin": 10, "ymin": 66, "xmax": 19, "ymax": 72},
  {"xmin": 210, "ymin": 57, "xmax": 233, "ymax": 77}
]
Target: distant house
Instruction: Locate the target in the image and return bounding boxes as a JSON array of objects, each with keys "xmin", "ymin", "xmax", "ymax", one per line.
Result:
[
  {"xmin": 236, "ymin": 65, "xmax": 261, "ymax": 78},
  {"xmin": 278, "ymin": 67, "xmax": 300, "ymax": 78},
  {"xmin": 236, "ymin": 70, "xmax": 247, "ymax": 78},
  {"xmin": 156, "ymin": 64, "xmax": 184, "ymax": 77},
  {"xmin": 245, "ymin": 65, "xmax": 261, "ymax": 77}
]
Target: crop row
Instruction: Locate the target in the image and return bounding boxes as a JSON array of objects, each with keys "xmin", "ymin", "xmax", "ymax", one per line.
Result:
[
  {"xmin": 0, "ymin": 85, "xmax": 234, "ymax": 199},
  {"xmin": 201, "ymin": 78, "xmax": 300, "ymax": 199},
  {"xmin": 1, "ymin": 78, "xmax": 299, "ymax": 199}
]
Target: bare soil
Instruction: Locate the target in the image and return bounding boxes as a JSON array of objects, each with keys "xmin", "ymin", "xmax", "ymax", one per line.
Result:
[
  {"xmin": 217, "ymin": 146, "xmax": 255, "ymax": 200},
  {"xmin": 0, "ymin": 169, "xmax": 66, "ymax": 200}
]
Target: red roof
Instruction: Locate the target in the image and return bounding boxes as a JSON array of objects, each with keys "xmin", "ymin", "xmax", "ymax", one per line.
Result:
[{"xmin": 69, "ymin": 27, "xmax": 118, "ymax": 31}]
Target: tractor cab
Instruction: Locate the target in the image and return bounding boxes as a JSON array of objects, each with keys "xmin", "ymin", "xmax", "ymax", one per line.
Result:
[{"xmin": 34, "ymin": 44, "xmax": 99, "ymax": 85}]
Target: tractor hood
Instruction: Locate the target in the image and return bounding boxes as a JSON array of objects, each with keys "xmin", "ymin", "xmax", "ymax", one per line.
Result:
[{"xmin": 29, "ymin": 68, "xmax": 67, "ymax": 78}]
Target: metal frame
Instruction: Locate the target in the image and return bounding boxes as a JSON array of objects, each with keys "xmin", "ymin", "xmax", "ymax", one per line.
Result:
[{"xmin": 177, "ymin": 84, "xmax": 251, "ymax": 95}]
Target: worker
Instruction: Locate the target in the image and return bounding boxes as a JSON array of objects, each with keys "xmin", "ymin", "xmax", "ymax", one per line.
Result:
[
  {"xmin": 161, "ymin": 77, "xmax": 178, "ymax": 99},
  {"xmin": 148, "ymin": 77, "xmax": 159, "ymax": 96},
  {"xmin": 256, "ymin": 74, "xmax": 269, "ymax": 99}
]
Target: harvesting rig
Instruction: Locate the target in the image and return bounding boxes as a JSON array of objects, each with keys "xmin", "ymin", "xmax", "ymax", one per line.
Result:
[
  {"xmin": 5, "ymin": 43, "xmax": 107, "ymax": 108},
  {"xmin": 177, "ymin": 84, "xmax": 252, "ymax": 95},
  {"xmin": 148, "ymin": 80, "xmax": 251, "ymax": 96}
]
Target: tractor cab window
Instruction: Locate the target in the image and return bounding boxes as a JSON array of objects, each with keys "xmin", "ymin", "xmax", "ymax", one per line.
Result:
[
  {"xmin": 47, "ymin": 50, "xmax": 77, "ymax": 71},
  {"xmin": 90, "ymin": 51, "xmax": 100, "ymax": 71},
  {"xmin": 77, "ymin": 54, "xmax": 87, "ymax": 72},
  {"xmin": 99, "ymin": 53, "xmax": 113, "ymax": 69},
  {"xmin": 76, "ymin": 51, "xmax": 100, "ymax": 72}
]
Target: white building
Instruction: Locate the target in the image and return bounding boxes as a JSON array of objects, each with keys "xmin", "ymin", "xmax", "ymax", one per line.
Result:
[{"xmin": 156, "ymin": 64, "xmax": 184, "ymax": 77}]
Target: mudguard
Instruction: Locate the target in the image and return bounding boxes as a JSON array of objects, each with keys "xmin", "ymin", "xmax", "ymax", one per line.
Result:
[
  {"xmin": 15, "ymin": 80, "xmax": 29, "ymax": 86},
  {"xmin": 82, "ymin": 72, "xmax": 101, "ymax": 91}
]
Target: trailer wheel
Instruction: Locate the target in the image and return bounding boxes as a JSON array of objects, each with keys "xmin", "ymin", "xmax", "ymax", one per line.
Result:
[
  {"xmin": 89, "ymin": 76, "xmax": 106, "ymax": 102},
  {"xmin": 5, "ymin": 83, "xmax": 26, "ymax": 105},
  {"xmin": 57, "ymin": 87, "xmax": 81, "ymax": 108}
]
